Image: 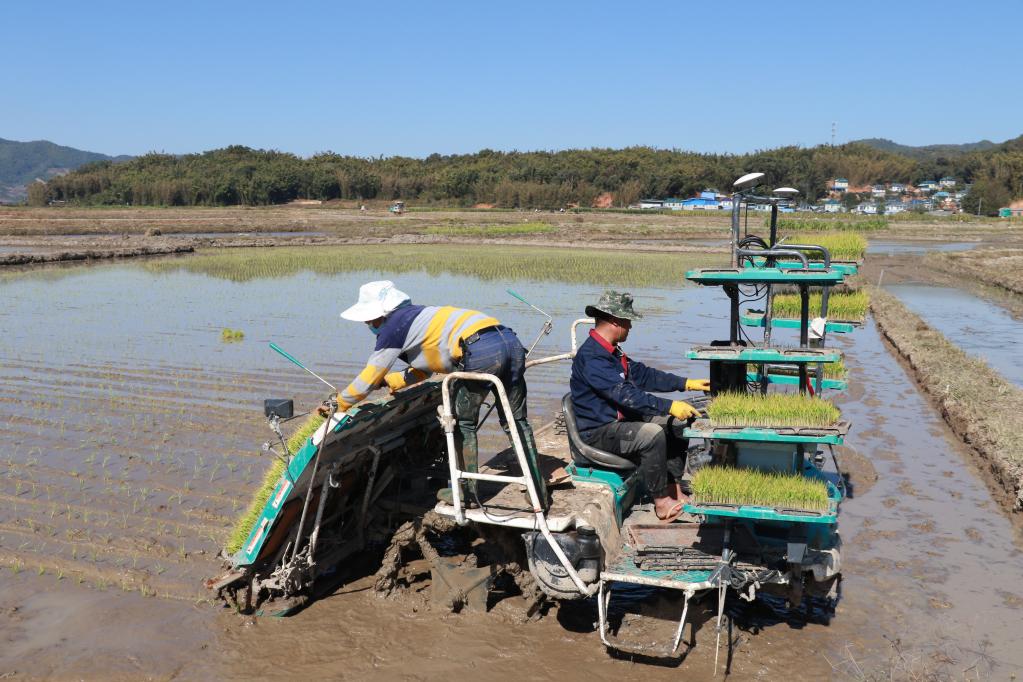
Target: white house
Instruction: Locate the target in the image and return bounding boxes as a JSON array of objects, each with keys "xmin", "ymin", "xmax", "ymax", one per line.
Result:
[
  {"xmin": 831, "ymin": 178, "xmax": 849, "ymax": 192},
  {"xmin": 871, "ymin": 185, "xmax": 886, "ymax": 197},
  {"xmin": 889, "ymin": 183, "xmax": 906, "ymax": 194},
  {"xmin": 639, "ymin": 199, "xmax": 664, "ymax": 209},
  {"xmin": 940, "ymin": 176, "xmax": 956, "ymax": 188},
  {"xmin": 918, "ymin": 180, "xmax": 938, "ymax": 192},
  {"xmin": 822, "ymin": 199, "xmax": 843, "ymax": 213}
]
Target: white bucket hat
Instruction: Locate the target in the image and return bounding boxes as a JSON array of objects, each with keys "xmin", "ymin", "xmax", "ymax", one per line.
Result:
[{"xmin": 340, "ymin": 280, "xmax": 411, "ymax": 321}]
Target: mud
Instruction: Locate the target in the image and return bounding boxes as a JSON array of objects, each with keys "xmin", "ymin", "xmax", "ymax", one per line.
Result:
[{"xmin": 1, "ymin": 247, "xmax": 1022, "ymax": 680}]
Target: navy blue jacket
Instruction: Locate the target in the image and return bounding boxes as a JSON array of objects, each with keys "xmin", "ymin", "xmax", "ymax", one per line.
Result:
[{"xmin": 570, "ymin": 332, "xmax": 688, "ymax": 432}]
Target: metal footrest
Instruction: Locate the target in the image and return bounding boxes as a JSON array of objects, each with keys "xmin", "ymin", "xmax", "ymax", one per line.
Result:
[{"xmin": 597, "ymin": 579, "xmax": 693, "ymax": 658}]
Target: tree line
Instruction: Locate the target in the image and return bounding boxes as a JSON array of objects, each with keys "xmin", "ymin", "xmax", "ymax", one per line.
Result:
[{"xmin": 29, "ymin": 137, "xmax": 1023, "ymax": 215}]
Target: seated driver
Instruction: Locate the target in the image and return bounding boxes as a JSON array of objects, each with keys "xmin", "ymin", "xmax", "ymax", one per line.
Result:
[{"xmin": 570, "ymin": 291, "xmax": 709, "ymax": 522}]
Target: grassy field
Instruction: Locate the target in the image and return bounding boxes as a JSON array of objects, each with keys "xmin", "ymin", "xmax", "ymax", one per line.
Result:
[{"xmin": 870, "ymin": 287, "xmax": 1023, "ymax": 511}]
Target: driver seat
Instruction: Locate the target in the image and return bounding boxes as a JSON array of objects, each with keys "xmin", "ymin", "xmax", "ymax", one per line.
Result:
[{"xmin": 561, "ymin": 393, "xmax": 637, "ymax": 473}]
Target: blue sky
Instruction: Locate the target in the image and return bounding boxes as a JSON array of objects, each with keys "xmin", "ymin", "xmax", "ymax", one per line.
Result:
[{"xmin": 3, "ymin": 0, "xmax": 1020, "ymax": 157}]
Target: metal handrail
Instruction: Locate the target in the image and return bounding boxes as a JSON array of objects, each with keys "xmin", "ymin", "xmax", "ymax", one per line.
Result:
[
  {"xmin": 735, "ymin": 247, "xmax": 809, "ymax": 269},
  {"xmin": 439, "ymin": 371, "xmax": 596, "ymax": 596},
  {"xmin": 524, "ymin": 317, "xmax": 593, "ymax": 368},
  {"xmin": 774, "ymin": 243, "xmax": 832, "ymax": 268}
]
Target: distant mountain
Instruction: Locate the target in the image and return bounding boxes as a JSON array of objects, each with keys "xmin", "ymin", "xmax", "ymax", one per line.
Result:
[
  {"xmin": 852, "ymin": 137, "xmax": 999, "ymax": 161},
  {"xmin": 0, "ymin": 138, "xmax": 130, "ymax": 203}
]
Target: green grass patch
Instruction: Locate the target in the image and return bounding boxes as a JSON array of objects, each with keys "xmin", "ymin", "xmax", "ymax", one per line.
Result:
[
  {"xmin": 224, "ymin": 413, "xmax": 325, "ymax": 556},
  {"xmin": 788, "ymin": 232, "xmax": 867, "ymax": 261},
  {"xmin": 144, "ymin": 244, "xmax": 718, "ymax": 287},
  {"xmin": 772, "ymin": 289, "xmax": 869, "ymax": 321},
  {"xmin": 424, "ymin": 221, "xmax": 555, "ymax": 237},
  {"xmin": 220, "ymin": 327, "xmax": 244, "ymax": 342},
  {"xmin": 707, "ymin": 392, "xmax": 840, "ymax": 428},
  {"xmin": 771, "ymin": 217, "xmax": 888, "ymax": 232},
  {"xmin": 691, "ymin": 466, "xmax": 831, "ymax": 511}
]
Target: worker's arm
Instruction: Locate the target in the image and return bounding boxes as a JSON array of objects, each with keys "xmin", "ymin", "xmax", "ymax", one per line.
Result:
[
  {"xmin": 336, "ymin": 346, "xmax": 403, "ymax": 408},
  {"xmin": 586, "ymin": 353, "xmax": 675, "ymax": 417},
  {"xmin": 627, "ymin": 357, "xmax": 687, "ymax": 393},
  {"xmin": 628, "ymin": 358, "xmax": 709, "ymax": 393}
]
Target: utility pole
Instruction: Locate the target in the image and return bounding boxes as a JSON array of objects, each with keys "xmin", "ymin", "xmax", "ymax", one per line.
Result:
[
  {"xmin": 977, "ymin": 197, "xmax": 982, "ymax": 217},
  {"xmin": 831, "ymin": 122, "xmax": 837, "ymax": 147}
]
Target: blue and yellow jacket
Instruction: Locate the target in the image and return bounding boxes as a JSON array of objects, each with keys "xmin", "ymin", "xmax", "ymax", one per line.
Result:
[
  {"xmin": 339, "ymin": 304, "xmax": 500, "ymax": 406},
  {"xmin": 570, "ymin": 331, "xmax": 688, "ymax": 432}
]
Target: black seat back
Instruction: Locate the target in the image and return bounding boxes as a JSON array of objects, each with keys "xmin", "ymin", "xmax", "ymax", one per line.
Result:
[{"xmin": 561, "ymin": 393, "xmax": 637, "ymax": 472}]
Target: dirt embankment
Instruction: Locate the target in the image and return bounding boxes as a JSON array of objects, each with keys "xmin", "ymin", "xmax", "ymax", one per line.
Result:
[
  {"xmin": 0, "ymin": 244, "xmax": 194, "ymax": 265},
  {"xmin": 870, "ymin": 286, "xmax": 1023, "ymax": 512}
]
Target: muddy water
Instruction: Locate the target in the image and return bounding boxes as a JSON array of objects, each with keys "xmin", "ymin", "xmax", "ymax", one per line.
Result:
[
  {"xmin": 1, "ymin": 246, "xmax": 1022, "ymax": 680},
  {"xmin": 887, "ymin": 283, "xmax": 1023, "ymax": 386}
]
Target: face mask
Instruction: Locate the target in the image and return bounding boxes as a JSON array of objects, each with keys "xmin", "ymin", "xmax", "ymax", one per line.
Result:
[{"xmin": 369, "ymin": 324, "xmax": 381, "ymax": 336}]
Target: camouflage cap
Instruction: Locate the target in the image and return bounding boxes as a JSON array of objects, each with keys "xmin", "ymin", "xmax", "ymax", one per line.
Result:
[{"xmin": 585, "ymin": 290, "xmax": 643, "ymax": 321}]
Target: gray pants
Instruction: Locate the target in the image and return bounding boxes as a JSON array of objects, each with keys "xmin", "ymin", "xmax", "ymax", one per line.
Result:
[{"xmin": 580, "ymin": 415, "xmax": 688, "ymax": 495}]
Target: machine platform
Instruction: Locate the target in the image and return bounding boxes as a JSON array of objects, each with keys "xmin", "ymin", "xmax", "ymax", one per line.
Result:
[
  {"xmin": 683, "ymin": 419, "xmax": 850, "ymax": 445},
  {"xmin": 685, "ymin": 267, "xmax": 846, "ymax": 285},
  {"xmin": 686, "ymin": 345, "xmax": 843, "ymax": 363},
  {"xmin": 740, "ymin": 311, "xmax": 858, "ymax": 334}
]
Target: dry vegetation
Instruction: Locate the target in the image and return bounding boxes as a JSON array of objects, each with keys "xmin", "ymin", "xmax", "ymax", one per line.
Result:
[
  {"xmin": 870, "ymin": 286, "xmax": 1023, "ymax": 510},
  {"xmin": 928, "ymin": 247, "xmax": 1023, "ymax": 296}
]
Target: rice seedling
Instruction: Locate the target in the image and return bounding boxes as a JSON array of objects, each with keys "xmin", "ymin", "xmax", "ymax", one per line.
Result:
[
  {"xmin": 223, "ymin": 412, "xmax": 325, "ymax": 555},
  {"xmin": 707, "ymin": 392, "xmax": 841, "ymax": 428},
  {"xmin": 221, "ymin": 328, "xmax": 245, "ymax": 342},
  {"xmin": 143, "ymin": 245, "xmax": 719, "ymax": 288},
  {"xmin": 424, "ymin": 221, "xmax": 555, "ymax": 237},
  {"xmin": 771, "ymin": 289, "xmax": 869, "ymax": 321},
  {"xmin": 788, "ymin": 232, "xmax": 867, "ymax": 261},
  {"xmin": 691, "ymin": 466, "xmax": 831, "ymax": 512}
]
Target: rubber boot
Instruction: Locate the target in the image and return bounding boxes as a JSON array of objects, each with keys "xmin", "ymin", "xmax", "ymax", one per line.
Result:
[
  {"xmin": 517, "ymin": 425, "xmax": 549, "ymax": 511},
  {"xmin": 437, "ymin": 437, "xmax": 480, "ymax": 506}
]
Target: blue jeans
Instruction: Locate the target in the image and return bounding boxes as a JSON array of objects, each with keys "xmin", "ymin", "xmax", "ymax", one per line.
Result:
[{"xmin": 454, "ymin": 327, "xmax": 546, "ymax": 503}]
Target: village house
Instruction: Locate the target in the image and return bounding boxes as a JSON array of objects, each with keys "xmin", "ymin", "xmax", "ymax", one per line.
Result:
[
  {"xmin": 939, "ymin": 176, "xmax": 957, "ymax": 188},
  {"xmin": 871, "ymin": 185, "xmax": 886, "ymax": 197},
  {"xmin": 918, "ymin": 179, "xmax": 938, "ymax": 192},
  {"xmin": 831, "ymin": 178, "xmax": 849, "ymax": 192}
]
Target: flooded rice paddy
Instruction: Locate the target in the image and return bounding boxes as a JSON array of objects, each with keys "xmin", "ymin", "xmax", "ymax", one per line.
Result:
[
  {"xmin": 1, "ymin": 244, "xmax": 1022, "ymax": 680},
  {"xmin": 887, "ymin": 283, "xmax": 1023, "ymax": 387}
]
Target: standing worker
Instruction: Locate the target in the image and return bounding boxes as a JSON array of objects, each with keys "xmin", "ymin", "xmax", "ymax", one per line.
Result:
[
  {"xmin": 320, "ymin": 281, "xmax": 546, "ymax": 507},
  {"xmin": 570, "ymin": 291, "xmax": 709, "ymax": 522}
]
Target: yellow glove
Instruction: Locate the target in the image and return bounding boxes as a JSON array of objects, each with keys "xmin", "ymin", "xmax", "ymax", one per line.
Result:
[
  {"xmin": 384, "ymin": 371, "xmax": 408, "ymax": 393},
  {"xmin": 685, "ymin": 378, "xmax": 711, "ymax": 392},
  {"xmin": 669, "ymin": 400, "xmax": 699, "ymax": 420}
]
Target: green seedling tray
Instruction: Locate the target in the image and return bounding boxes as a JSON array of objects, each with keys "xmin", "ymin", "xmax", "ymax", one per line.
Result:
[
  {"xmin": 683, "ymin": 418, "xmax": 850, "ymax": 444},
  {"xmin": 740, "ymin": 311, "xmax": 857, "ymax": 334},
  {"xmin": 744, "ymin": 258, "xmax": 859, "ymax": 275},
  {"xmin": 745, "ymin": 370, "xmax": 848, "ymax": 391},
  {"xmin": 684, "ymin": 467, "xmax": 841, "ymax": 524},
  {"xmin": 687, "ymin": 345, "xmax": 843, "ymax": 363},
  {"xmin": 685, "ymin": 267, "xmax": 846, "ymax": 285}
]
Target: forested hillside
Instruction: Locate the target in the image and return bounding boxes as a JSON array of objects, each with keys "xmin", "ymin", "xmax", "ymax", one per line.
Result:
[
  {"xmin": 0, "ymin": 138, "xmax": 129, "ymax": 203},
  {"xmin": 31, "ymin": 136, "xmax": 1023, "ymax": 214}
]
